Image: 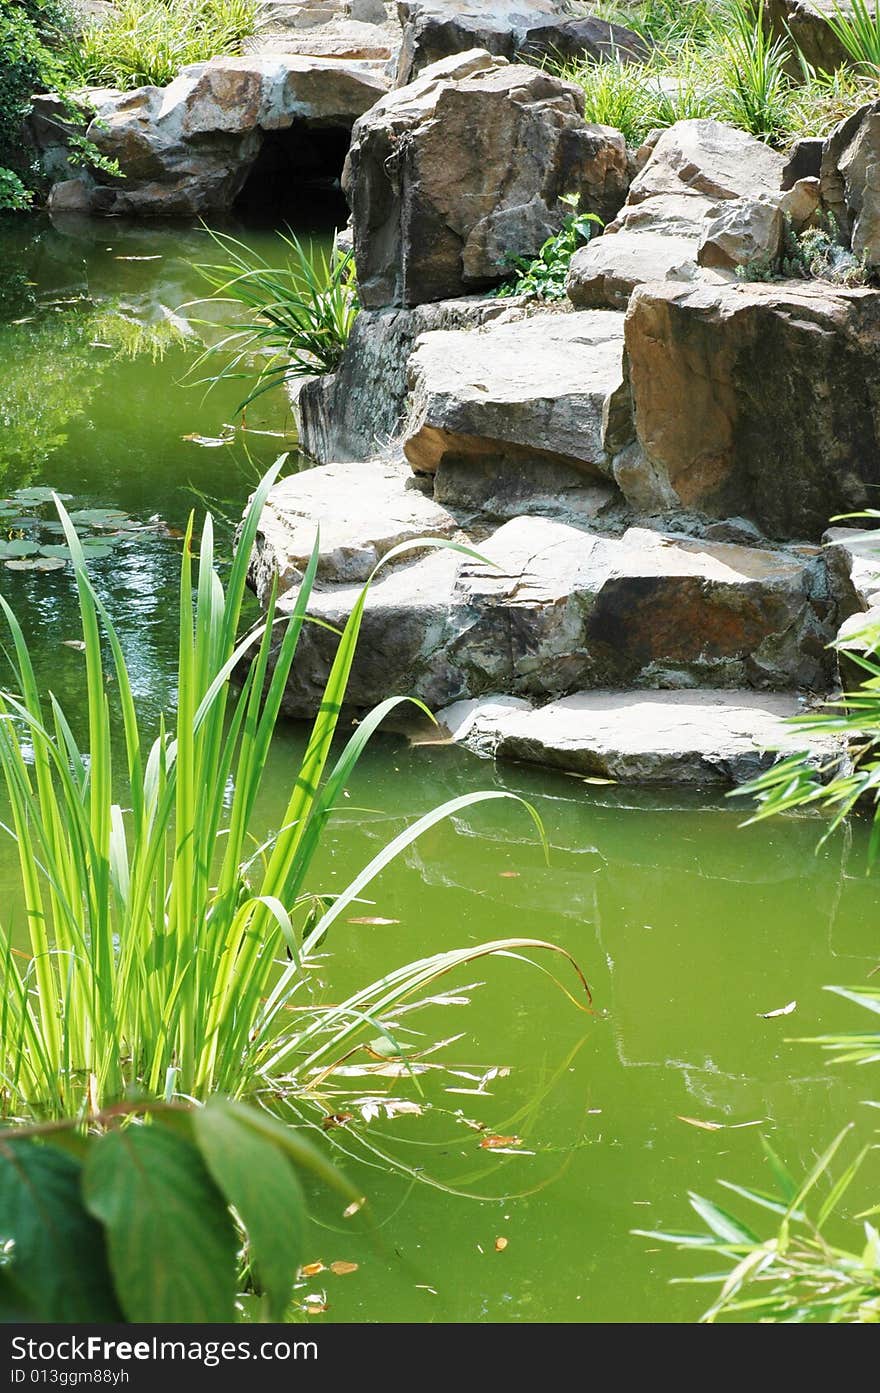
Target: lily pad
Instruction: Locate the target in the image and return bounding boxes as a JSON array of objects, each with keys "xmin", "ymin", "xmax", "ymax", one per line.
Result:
[
  {"xmin": 37, "ymin": 545, "xmax": 72, "ymax": 560},
  {"xmin": 0, "ymin": 540, "xmax": 39, "ymax": 559},
  {"xmin": 5, "ymin": 557, "xmax": 66, "ymax": 572}
]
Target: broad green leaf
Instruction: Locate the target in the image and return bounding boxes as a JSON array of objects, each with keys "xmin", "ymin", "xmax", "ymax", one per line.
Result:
[
  {"xmin": 0, "ymin": 1140, "xmax": 121, "ymax": 1321},
  {"xmin": 83, "ymin": 1125, "xmax": 237, "ymax": 1323},
  {"xmin": 194, "ymin": 1098, "xmax": 306, "ymax": 1320}
]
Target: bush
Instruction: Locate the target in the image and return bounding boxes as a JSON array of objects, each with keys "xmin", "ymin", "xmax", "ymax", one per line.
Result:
[
  {"xmin": 0, "ymin": 1, "xmax": 62, "ymax": 208},
  {"xmin": 63, "ymin": 0, "xmax": 258, "ymax": 90}
]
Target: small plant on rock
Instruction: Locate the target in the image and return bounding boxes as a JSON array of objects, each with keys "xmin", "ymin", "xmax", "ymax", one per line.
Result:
[{"xmin": 495, "ymin": 195, "xmax": 603, "ymax": 300}]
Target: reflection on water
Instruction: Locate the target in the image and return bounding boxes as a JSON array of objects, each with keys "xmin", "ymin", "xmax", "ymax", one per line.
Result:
[{"xmin": 0, "ymin": 217, "xmax": 877, "ymax": 1324}]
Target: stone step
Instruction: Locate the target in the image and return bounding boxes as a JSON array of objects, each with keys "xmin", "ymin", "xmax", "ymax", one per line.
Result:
[
  {"xmin": 250, "ymin": 465, "xmax": 847, "ymax": 718},
  {"xmin": 432, "ymin": 689, "xmax": 844, "ymax": 787},
  {"xmin": 401, "ymin": 309, "xmax": 632, "ymax": 518}
]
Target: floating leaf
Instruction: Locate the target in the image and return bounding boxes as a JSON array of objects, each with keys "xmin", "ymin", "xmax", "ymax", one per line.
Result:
[
  {"xmin": 0, "ymin": 541, "xmax": 38, "ymax": 559},
  {"xmin": 759, "ymin": 1001, "xmax": 797, "ymax": 1019},
  {"xmin": 343, "ymin": 1197, "xmax": 366, "ymax": 1219},
  {"xmin": 346, "ymin": 916, "xmax": 400, "ymax": 926},
  {"xmin": 678, "ymin": 1116, "xmax": 724, "ymax": 1131},
  {"xmin": 479, "ymin": 1134, "xmax": 522, "ymax": 1150},
  {"xmin": 495, "ymin": 1237, "xmax": 508, "ymax": 1252},
  {"xmin": 329, "ymin": 1261, "xmax": 358, "ymax": 1276},
  {"xmin": 299, "ymin": 1261, "xmax": 325, "ymax": 1278}
]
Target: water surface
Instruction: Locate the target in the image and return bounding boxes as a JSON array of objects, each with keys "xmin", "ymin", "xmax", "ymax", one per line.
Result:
[{"xmin": 0, "ymin": 217, "xmax": 876, "ymax": 1324}]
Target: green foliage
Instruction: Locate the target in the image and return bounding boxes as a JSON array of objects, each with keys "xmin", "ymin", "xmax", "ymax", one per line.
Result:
[
  {"xmin": 494, "ymin": 196, "xmax": 603, "ymax": 299},
  {"xmin": 636, "ymin": 1127, "xmax": 880, "ymax": 1322},
  {"xmin": 192, "ymin": 229, "xmax": 360, "ymax": 409},
  {"xmin": 0, "ymin": 1097, "xmax": 348, "ymax": 1322},
  {"xmin": 824, "ymin": 0, "xmax": 880, "ymax": 72},
  {"xmin": 63, "ymin": 0, "xmax": 258, "ymax": 90},
  {"xmin": 0, "ymin": 466, "xmax": 585, "ymax": 1119},
  {"xmin": 0, "ymin": 0, "xmax": 57, "ymax": 207},
  {"xmin": 561, "ymin": 1, "xmax": 879, "ymax": 149}
]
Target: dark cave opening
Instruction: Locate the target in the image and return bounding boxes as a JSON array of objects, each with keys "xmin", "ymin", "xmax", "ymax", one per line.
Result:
[{"xmin": 233, "ymin": 121, "xmax": 351, "ymax": 228}]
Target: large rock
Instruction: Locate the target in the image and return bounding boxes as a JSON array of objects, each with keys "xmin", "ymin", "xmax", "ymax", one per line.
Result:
[
  {"xmin": 401, "ymin": 309, "xmax": 630, "ymax": 517},
  {"xmin": 250, "ymin": 476, "xmax": 842, "ymax": 715},
  {"xmin": 436, "ymin": 689, "xmax": 842, "ymax": 785},
  {"xmin": 567, "ymin": 120, "xmax": 788, "ymax": 309},
  {"xmin": 821, "ymin": 101, "xmax": 880, "ymax": 274},
  {"xmin": 624, "ymin": 279, "xmax": 880, "ymax": 539},
  {"xmin": 395, "ymin": 1, "xmax": 650, "ymax": 84},
  {"xmin": 343, "ymin": 49, "xmax": 630, "ymax": 307},
  {"xmin": 296, "ymin": 295, "xmax": 520, "ymax": 462},
  {"xmin": 45, "ymin": 55, "xmax": 389, "ymax": 215}
]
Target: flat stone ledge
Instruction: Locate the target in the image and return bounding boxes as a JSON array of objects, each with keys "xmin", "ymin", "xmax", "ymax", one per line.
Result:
[{"xmin": 435, "ymin": 689, "xmax": 844, "ymax": 786}]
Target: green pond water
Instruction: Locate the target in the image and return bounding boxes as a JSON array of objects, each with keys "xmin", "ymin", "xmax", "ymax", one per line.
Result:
[{"xmin": 0, "ymin": 216, "xmax": 877, "ymax": 1324}]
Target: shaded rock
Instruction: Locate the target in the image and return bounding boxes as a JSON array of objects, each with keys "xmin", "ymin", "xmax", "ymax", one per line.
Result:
[
  {"xmin": 296, "ymin": 295, "xmax": 521, "ymax": 462},
  {"xmin": 250, "ymin": 485, "xmax": 842, "ymax": 716},
  {"xmin": 820, "ymin": 101, "xmax": 880, "ymax": 273},
  {"xmin": 45, "ymin": 55, "xmax": 388, "ymax": 215},
  {"xmin": 401, "ymin": 309, "xmax": 630, "ymax": 515},
  {"xmin": 395, "ymin": 1, "xmax": 650, "ymax": 85},
  {"xmin": 624, "ymin": 279, "xmax": 880, "ymax": 539},
  {"xmin": 568, "ymin": 119, "xmax": 787, "ymax": 307},
  {"xmin": 343, "ymin": 49, "xmax": 631, "ymax": 307},
  {"xmin": 765, "ymin": 0, "xmax": 869, "ymax": 74},
  {"xmin": 437, "ymin": 688, "xmax": 842, "ymax": 785},
  {"xmin": 782, "ymin": 135, "xmax": 824, "ymax": 189}
]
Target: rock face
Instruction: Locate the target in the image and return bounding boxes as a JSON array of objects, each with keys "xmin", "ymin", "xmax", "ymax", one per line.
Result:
[
  {"xmin": 401, "ymin": 309, "xmax": 630, "ymax": 517},
  {"xmin": 567, "ymin": 119, "xmax": 788, "ymax": 309},
  {"xmin": 44, "ymin": 55, "xmax": 389, "ymax": 215},
  {"xmin": 624, "ymin": 280, "xmax": 880, "ymax": 539},
  {"xmin": 821, "ymin": 101, "xmax": 880, "ymax": 274},
  {"xmin": 343, "ymin": 50, "xmax": 630, "ymax": 307},
  {"xmin": 251, "ymin": 474, "xmax": 842, "ymax": 717},
  {"xmin": 436, "ymin": 689, "xmax": 842, "ymax": 785},
  {"xmin": 296, "ymin": 295, "xmax": 520, "ymax": 462},
  {"xmin": 395, "ymin": 1, "xmax": 650, "ymax": 84}
]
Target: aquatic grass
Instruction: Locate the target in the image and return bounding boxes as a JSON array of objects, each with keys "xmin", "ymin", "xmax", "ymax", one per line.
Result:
[
  {"xmin": 62, "ymin": 0, "xmax": 258, "ymax": 91},
  {"xmin": 0, "ymin": 461, "xmax": 588, "ymax": 1121},
  {"xmin": 189, "ymin": 228, "xmax": 359, "ymax": 411}
]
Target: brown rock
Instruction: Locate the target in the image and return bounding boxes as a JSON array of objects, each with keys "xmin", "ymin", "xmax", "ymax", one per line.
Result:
[
  {"xmin": 624, "ymin": 279, "xmax": 880, "ymax": 539},
  {"xmin": 344, "ymin": 50, "xmax": 630, "ymax": 307}
]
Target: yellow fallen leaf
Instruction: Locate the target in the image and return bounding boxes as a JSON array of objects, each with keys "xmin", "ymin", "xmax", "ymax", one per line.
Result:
[
  {"xmin": 495, "ymin": 1237, "xmax": 508, "ymax": 1252},
  {"xmin": 299, "ymin": 1261, "xmax": 325, "ymax": 1278},
  {"xmin": 347, "ymin": 916, "xmax": 400, "ymax": 925},
  {"xmin": 499, "ymin": 871, "xmax": 520, "ymax": 879},
  {"xmin": 343, "ymin": 1197, "xmax": 366, "ymax": 1219},
  {"xmin": 677, "ymin": 1115, "xmax": 724, "ymax": 1131},
  {"xmin": 480, "ymin": 1134, "xmax": 522, "ymax": 1150},
  {"xmin": 330, "ymin": 1261, "xmax": 359, "ymax": 1276}
]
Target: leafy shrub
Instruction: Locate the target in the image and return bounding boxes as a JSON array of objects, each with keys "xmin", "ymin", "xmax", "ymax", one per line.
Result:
[
  {"xmin": 0, "ymin": 467, "xmax": 587, "ymax": 1119},
  {"xmin": 63, "ymin": 0, "xmax": 258, "ymax": 90},
  {"xmin": 494, "ymin": 195, "xmax": 603, "ymax": 299},
  {"xmin": 192, "ymin": 229, "xmax": 360, "ymax": 408},
  {"xmin": 0, "ymin": 1097, "xmax": 353, "ymax": 1322},
  {"xmin": 0, "ymin": 0, "xmax": 61, "ymax": 208}
]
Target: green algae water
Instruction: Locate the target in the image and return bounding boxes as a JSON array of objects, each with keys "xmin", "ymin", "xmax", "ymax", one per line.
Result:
[{"xmin": 0, "ymin": 217, "xmax": 877, "ymax": 1324}]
